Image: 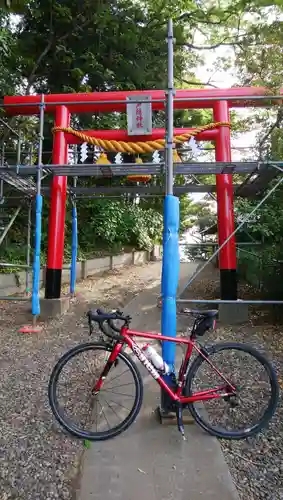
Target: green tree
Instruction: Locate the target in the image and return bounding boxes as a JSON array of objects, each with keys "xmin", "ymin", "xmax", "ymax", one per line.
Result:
[{"xmin": 12, "ymin": 0, "xmax": 189, "ymax": 95}]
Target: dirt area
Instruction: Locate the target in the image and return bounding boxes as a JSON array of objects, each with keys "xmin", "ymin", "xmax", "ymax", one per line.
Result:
[
  {"xmin": 0, "ymin": 262, "xmax": 161, "ymax": 500},
  {"xmin": 181, "ymin": 263, "xmax": 283, "ymax": 500}
]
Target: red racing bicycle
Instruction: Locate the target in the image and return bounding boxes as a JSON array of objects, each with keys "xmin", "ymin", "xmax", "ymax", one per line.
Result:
[{"xmin": 48, "ymin": 308, "xmax": 279, "ymax": 441}]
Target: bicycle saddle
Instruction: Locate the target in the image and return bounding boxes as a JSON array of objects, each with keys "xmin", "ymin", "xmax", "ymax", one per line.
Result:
[{"xmin": 181, "ymin": 308, "xmax": 218, "ymax": 318}]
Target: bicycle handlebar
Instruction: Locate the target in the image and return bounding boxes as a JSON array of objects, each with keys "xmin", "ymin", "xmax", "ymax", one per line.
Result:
[
  {"xmin": 108, "ymin": 316, "xmax": 124, "ymax": 333},
  {"xmin": 87, "ymin": 308, "xmax": 131, "ymax": 341}
]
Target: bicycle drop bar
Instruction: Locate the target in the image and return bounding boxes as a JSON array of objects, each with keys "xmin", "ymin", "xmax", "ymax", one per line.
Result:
[
  {"xmin": 108, "ymin": 310, "xmax": 125, "ymax": 333},
  {"xmin": 87, "ymin": 308, "xmax": 131, "ymax": 340},
  {"xmin": 98, "ymin": 308, "xmax": 130, "ymax": 334}
]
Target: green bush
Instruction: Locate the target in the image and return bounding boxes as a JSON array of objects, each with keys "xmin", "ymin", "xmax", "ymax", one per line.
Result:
[
  {"xmin": 237, "ymin": 244, "xmax": 283, "ymax": 299},
  {"xmin": 0, "ymin": 199, "xmax": 163, "ymax": 269}
]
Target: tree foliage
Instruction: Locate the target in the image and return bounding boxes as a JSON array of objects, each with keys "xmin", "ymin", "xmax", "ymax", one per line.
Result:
[{"xmin": 0, "ymin": 0, "xmax": 205, "ymax": 263}]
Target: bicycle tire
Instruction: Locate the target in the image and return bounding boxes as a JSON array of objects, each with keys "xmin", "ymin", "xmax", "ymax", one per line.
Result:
[
  {"xmin": 186, "ymin": 342, "xmax": 279, "ymax": 440},
  {"xmin": 48, "ymin": 342, "xmax": 143, "ymax": 441}
]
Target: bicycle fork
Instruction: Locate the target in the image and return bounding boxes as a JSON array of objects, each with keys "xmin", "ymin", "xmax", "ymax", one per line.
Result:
[{"xmin": 92, "ymin": 343, "xmax": 123, "ymax": 393}]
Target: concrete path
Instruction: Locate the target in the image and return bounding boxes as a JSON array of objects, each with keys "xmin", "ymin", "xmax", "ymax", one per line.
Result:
[{"xmin": 77, "ymin": 262, "xmax": 239, "ymax": 500}]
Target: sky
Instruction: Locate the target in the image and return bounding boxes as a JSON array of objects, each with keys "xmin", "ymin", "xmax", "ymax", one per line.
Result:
[{"xmin": 195, "ymin": 45, "xmax": 258, "ymax": 159}]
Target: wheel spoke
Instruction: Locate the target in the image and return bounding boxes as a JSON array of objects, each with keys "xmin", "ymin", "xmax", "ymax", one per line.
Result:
[
  {"xmin": 99, "ymin": 394, "xmax": 123, "ymax": 423},
  {"xmin": 187, "ymin": 343, "xmax": 278, "ymax": 439},
  {"xmin": 101, "ymin": 388, "xmax": 135, "ymax": 398},
  {"xmin": 104, "ymin": 397, "xmax": 131, "ymax": 412},
  {"xmin": 104, "ymin": 382, "xmax": 134, "ymax": 390},
  {"xmin": 103, "ymin": 368, "xmax": 131, "ymax": 387},
  {"xmin": 97, "ymin": 398, "xmax": 111, "ymax": 430}
]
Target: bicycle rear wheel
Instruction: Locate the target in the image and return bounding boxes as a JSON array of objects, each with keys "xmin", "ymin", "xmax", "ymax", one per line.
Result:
[
  {"xmin": 48, "ymin": 342, "xmax": 143, "ymax": 441},
  {"xmin": 185, "ymin": 342, "xmax": 279, "ymax": 440}
]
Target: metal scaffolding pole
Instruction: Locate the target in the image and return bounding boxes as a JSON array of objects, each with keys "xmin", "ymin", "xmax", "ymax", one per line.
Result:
[
  {"xmin": 0, "ymin": 117, "xmax": 20, "ymax": 137},
  {"xmin": 0, "ymin": 142, "xmax": 4, "ymax": 202},
  {"xmin": 0, "ymin": 297, "xmax": 30, "ymax": 301},
  {"xmin": 26, "ymin": 201, "xmax": 32, "ymax": 295},
  {"xmin": 70, "ymin": 176, "xmax": 78, "ymax": 296},
  {"xmin": 16, "ymin": 131, "xmax": 21, "ymax": 165},
  {"xmin": 166, "ymin": 19, "xmax": 174, "ymax": 197},
  {"xmin": 3, "ymin": 161, "xmax": 265, "ymax": 174},
  {"xmin": 64, "ymin": 186, "xmax": 218, "ymax": 195},
  {"xmin": 174, "ymin": 95, "xmax": 283, "ymax": 103},
  {"xmin": 178, "ymin": 299, "xmax": 283, "ymax": 305},
  {"xmin": 0, "ymin": 263, "xmax": 31, "ymax": 269},
  {"xmin": 0, "ymin": 205, "xmax": 22, "ymax": 246},
  {"xmin": 179, "ymin": 242, "xmax": 261, "ymax": 247},
  {"xmin": 2, "ymin": 93, "xmax": 283, "ymax": 110}
]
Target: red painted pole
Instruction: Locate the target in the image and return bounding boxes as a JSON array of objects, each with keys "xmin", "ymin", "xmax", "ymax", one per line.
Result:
[
  {"xmin": 214, "ymin": 101, "xmax": 237, "ymax": 299},
  {"xmin": 4, "ymin": 87, "xmax": 282, "ymax": 115},
  {"xmin": 45, "ymin": 106, "xmax": 70, "ymax": 299}
]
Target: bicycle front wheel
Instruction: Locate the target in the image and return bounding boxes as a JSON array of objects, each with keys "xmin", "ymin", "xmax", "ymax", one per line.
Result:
[
  {"xmin": 48, "ymin": 342, "xmax": 143, "ymax": 441},
  {"xmin": 186, "ymin": 342, "xmax": 279, "ymax": 440}
]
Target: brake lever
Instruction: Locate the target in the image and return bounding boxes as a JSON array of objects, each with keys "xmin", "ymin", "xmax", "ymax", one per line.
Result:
[
  {"xmin": 87, "ymin": 310, "xmax": 107, "ymax": 337},
  {"xmin": 110, "ymin": 308, "xmax": 124, "ymax": 316}
]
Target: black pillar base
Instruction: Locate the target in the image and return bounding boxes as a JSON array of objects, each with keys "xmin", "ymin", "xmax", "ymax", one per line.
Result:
[
  {"xmin": 220, "ymin": 269, "xmax": 237, "ymax": 300},
  {"xmin": 160, "ymin": 373, "xmax": 177, "ymax": 414},
  {"xmin": 45, "ymin": 268, "xmax": 62, "ymax": 299}
]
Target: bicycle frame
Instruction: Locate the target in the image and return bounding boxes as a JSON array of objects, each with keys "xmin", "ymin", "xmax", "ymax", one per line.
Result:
[{"xmin": 94, "ymin": 327, "xmax": 236, "ymax": 403}]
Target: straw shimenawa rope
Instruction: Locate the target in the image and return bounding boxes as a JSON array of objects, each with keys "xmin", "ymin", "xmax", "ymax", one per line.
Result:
[
  {"xmin": 54, "ymin": 121, "xmax": 230, "ymax": 182},
  {"xmin": 53, "ymin": 121, "xmax": 230, "ymax": 155}
]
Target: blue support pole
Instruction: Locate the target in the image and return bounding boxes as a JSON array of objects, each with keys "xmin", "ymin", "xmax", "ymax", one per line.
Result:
[
  {"xmin": 28, "ymin": 94, "xmax": 45, "ymax": 331},
  {"xmin": 161, "ymin": 194, "xmax": 180, "ymax": 371},
  {"xmin": 70, "ymin": 204, "xmax": 78, "ymax": 295},
  {"xmin": 32, "ymin": 194, "xmax": 43, "ymax": 316}
]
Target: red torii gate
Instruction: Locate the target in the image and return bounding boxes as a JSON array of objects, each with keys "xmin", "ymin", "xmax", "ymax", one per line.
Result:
[{"xmin": 4, "ymin": 87, "xmax": 282, "ymax": 300}]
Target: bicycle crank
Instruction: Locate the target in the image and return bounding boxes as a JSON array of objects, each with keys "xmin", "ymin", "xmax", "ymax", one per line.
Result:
[{"xmin": 223, "ymin": 384, "xmax": 240, "ymax": 408}]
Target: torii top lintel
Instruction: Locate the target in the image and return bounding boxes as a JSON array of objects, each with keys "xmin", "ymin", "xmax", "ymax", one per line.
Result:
[{"xmin": 4, "ymin": 87, "xmax": 283, "ymax": 116}]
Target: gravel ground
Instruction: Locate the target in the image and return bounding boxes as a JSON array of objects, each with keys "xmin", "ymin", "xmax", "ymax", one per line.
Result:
[
  {"xmin": 181, "ymin": 263, "xmax": 283, "ymax": 500},
  {"xmin": 0, "ymin": 262, "xmax": 161, "ymax": 500}
]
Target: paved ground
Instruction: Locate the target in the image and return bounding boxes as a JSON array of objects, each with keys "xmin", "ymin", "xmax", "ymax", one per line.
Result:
[{"xmin": 77, "ymin": 264, "xmax": 239, "ymax": 500}]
